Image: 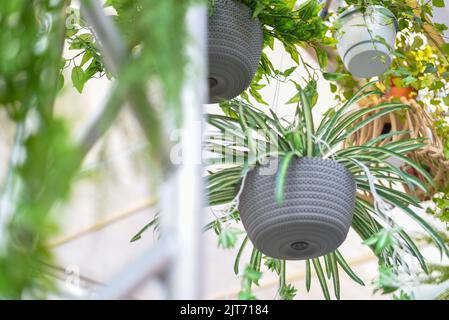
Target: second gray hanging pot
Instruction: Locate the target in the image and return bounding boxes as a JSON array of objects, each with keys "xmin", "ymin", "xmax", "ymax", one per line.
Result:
[
  {"xmin": 238, "ymin": 157, "xmax": 356, "ymax": 260},
  {"xmin": 207, "ymin": 0, "xmax": 263, "ymax": 103}
]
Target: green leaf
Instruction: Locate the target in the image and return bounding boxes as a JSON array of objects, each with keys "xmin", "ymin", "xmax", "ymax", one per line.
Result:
[
  {"xmin": 393, "ymin": 290, "xmax": 413, "ymax": 300},
  {"xmin": 69, "ymin": 33, "xmax": 94, "ymax": 50},
  {"xmin": 66, "ymin": 28, "xmax": 78, "ymax": 37},
  {"xmin": 71, "ymin": 66, "xmax": 86, "ymax": 93},
  {"xmin": 411, "ymin": 36, "xmax": 424, "ymax": 50},
  {"xmin": 218, "ymin": 227, "xmax": 244, "ymax": 249},
  {"xmin": 403, "ymin": 76, "xmax": 417, "ymax": 86},
  {"xmin": 442, "ymin": 43, "xmax": 449, "ymax": 56},
  {"xmin": 299, "ymin": 87, "xmax": 315, "ymax": 156},
  {"xmin": 430, "ymin": 80, "xmax": 445, "ymax": 90},
  {"xmin": 249, "ymin": 86, "xmax": 268, "ymax": 105},
  {"xmin": 282, "ymin": 66, "xmax": 297, "ymax": 78},
  {"xmin": 279, "ymin": 283, "xmax": 297, "ymax": 300},
  {"xmin": 264, "ymin": 257, "xmax": 282, "ymax": 274},
  {"xmin": 330, "ymin": 253, "xmax": 340, "ymax": 299},
  {"xmin": 432, "ymin": 0, "xmax": 445, "ymax": 8},
  {"xmin": 314, "ymin": 46, "xmax": 328, "ymax": 69},
  {"xmin": 374, "ymin": 265, "xmax": 400, "ymax": 294},
  {"xmin": 434, "ymin": 22, "xmax": 448, "ymax": 32},
  {"xmin": 238, "ymin": 290, "xmax": 257, "ymax": 300},
  {"xmin": 304, "ymin": 79, "xmax": 318, "ymax": 108},
  {"xmin": 57, "ymin": 74, "xmax": 64, "ymax": 92},
  {"xmin": 398, "ymin": 230, "xmax": 428, "ymax": 273},
  {"xmin": 234, "ymin": 236, "xmax": 249, "ymax": 275},
  {"xmin": 323, "ymin": 72, "xmax": 350, "ymax": 81},
  {"xmin": 330, "ymin": 103, "xmax": 407, "ymax": 145},
  {"xmin": 80, "ymin": 50, "xmax": 93, "ymax": 67},
  {"xmin": 318, "ymin": 83, "xmax": 370, "ymax": 138},
  {"xmin": 130, "ymin": 215, "xmax": 159, "ymax": 242},
  {"xmin": 286, "ymin": 93, "xmax": 300, "ymax": 104},
  {"xmin": 379, "ymin": 190, "xmax": 449, "ymax": 258},
  {"xmin": 85, "ymin": 59, "xmax": 103, "ymax": 79},
  {"xmin": 305, "ymin": 259, "xmax": 312, "ymax": 292},
  {"xmin": 424, "ymin": 63, "xmax": 437, "ymax": 74},
  {"xmin": 275, "ymin": 152, "xmax": 296, "ymax": 204},
  {"xmin": 283, "ymin": 42, "xmax": 299, "ymax": 64},
  {"xmin": 363, "ymin": 228, "xmax": 399, "ymax": 255},
  {"xmin": 324, "ymin": 254, "xmax": 332, "ymax": 279},
  {"xmin": 335, "ymin": 250, "xmax": 365, "ymax": 286},
  {"xmin": 312, "ymin": 258, "xmax": 331, "ymax": 300},
  {"xmin": 244, "ymin": 265, "xmax": 262, "ymax": 283},
  {"xmin": 248, "ymin": 248, "xmax": 262, "ymax": 286},
  {"xmin": 252, "ymin": 2, "xmax": 265, "ymax": 18},
  {"xmin": 345, "ymin": 146, "xmax": 434, "ymax": 188}
]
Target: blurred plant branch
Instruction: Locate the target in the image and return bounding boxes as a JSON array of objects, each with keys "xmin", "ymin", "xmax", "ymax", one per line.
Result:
[{"xmin": 0, "ymin": 0, "xmax": 191, "ymax": 298}]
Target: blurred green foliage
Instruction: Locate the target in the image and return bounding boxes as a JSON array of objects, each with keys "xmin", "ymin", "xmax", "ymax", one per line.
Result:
[
  {"xmin": 0, "ymin": 0, "xmax": 191, "ymax": 298},
  {"xmin": 0, "ymin": 0, "xmax": 73, "ymax": 298}
]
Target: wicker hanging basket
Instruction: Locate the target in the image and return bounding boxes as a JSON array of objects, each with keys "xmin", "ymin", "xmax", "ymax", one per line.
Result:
[{"xmin": 345, "ymin": 96, "xmax": 449, "ymax": 201}]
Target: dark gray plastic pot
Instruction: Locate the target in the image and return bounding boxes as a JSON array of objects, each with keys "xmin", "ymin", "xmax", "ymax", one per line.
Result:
[
  {"xmin": 238, "ymin": 157, "xmax": 356, "ymax": 260},
  {"xmin": 208, "ymin": 0, "xmax": 263, "ymax": 103}
]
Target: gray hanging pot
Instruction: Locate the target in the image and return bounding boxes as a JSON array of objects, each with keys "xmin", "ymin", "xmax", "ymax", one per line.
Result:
[
  {"xmin": 208, "ymin": 0, "xmax": 263, "ymax": 103},
  {"xmin": 238, "ymin": 157, "xmax": 356, "ymax": 260}
]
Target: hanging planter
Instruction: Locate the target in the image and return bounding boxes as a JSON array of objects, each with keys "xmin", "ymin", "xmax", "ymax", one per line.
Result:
[
  {"xmin": 345, "ymin": 97, "xmax": 449, "ymax": 201},
  {"xmin": 207, "ymin": 0, "xmax": 263, "ymax": 103},
  {"xmin": 336, "ymin": 5, "xmax": 398, "ymax": 78},
  {"xmin": 238, "ymin": 157, "xmax": 356, "ymax": 260},
  {"xmin": 206, "ymin": 85, "xmax": 449, "ymax": 299}
]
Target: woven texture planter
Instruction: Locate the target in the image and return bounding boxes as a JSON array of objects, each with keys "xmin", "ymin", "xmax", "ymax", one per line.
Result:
[
  {"xmin": 238, "ymin": 157, "xmax": 356, "ymax": 260},
  {"xmin": 207, "ymin": 0, "xmax": 263, "ymax": 103},
  {"xmin": 345, "ymin": 96, "xmax": 449, "ymax": 201}
]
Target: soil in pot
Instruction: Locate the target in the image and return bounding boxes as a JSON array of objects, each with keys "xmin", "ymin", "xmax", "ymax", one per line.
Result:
[
  {"xmin": 336, "ymin": 5, "xmax": 397, "ymax": 78},
  {"xmin": 207, "ymin": 0, "xmax": 263, "ymax": 103},
  {"xmin": 238, "ymin": 157, "xmax": 356, "ymax": 260}
]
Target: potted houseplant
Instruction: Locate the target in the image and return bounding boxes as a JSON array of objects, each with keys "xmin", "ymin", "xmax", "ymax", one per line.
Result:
[
  {"xmin": 207, "ymin": 0, "xmax": 328, "ymax": 103},
  {"xmin": 207, "ymin": 0, "xmax": 263, "ymax": 103},
  {"xmin": 205, "ymin": 82, "xmax": 449, "ymax": 299},
  {"xmin": 238, "ymin": 151, "xmax": 356, "ymax": 260},
  {"xmin": 66, "ymin": 0, "xmax": 328, "ymax": 103},
  {"xmin": 335, "ymin": 5, "xmax": 398, "ymax": 78}
]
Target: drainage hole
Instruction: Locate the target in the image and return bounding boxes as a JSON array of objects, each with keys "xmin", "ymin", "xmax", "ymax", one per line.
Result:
[
  {"xmin": 290, "ymin": 241, "xmax": 309, "ymax": 251},
  {"xmin": 209, "ymin": 77, "xmax": 218, "ymax": 89}
]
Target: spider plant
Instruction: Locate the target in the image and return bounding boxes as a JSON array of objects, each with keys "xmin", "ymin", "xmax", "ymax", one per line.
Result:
[{"xmin": 204, "ymin": 81, "xmax": 449, "ymax": 299}]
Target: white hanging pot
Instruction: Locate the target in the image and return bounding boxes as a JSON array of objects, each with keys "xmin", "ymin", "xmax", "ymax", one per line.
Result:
[
  {"xmin": 336, "ymin": 5, "xmax": 398, "ymax": 78},
  {"xmin": 207, "ymin": 0, "xmax": 263, "ymax": 103},
  {"xmin": 238, "ymin": 157, "xmax": 356, "ymax": 260}
]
